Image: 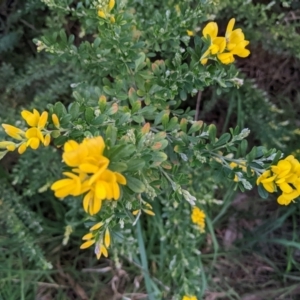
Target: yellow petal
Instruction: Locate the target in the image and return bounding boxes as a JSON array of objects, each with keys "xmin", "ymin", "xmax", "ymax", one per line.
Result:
[
  {"xmin": 95, "ymin": 180, "xmax": 107, "ymax": 199},
  {"xmin": 27, "ymin": 137, "xmax": 40, "ymax": 149},
  {"xmin": 38, "ymin": 111, "xmax": 48, "ymax": 129},
  {"xmin": 98, "ymin": 9, "xmax": 106, "ymax": 18},
  {"xmin": 229, "ymin": 29, "xmax": 244, "ymax": 45},
  {"xmin": 108, "ymin": 0, "xmax": 115, "ymax": 11},
  {"xmin": 80, "ymin": 239, "xmax": 95, "ymax": 249},
  {"xmin": 278, "ymin": 182, "xmax": 293, "ymax": 193},
  {"xmin": 6, "ymin": 144, "xmax": 16, "ymax": 151},
  {"xmin": 0, "ymin": 141, "xmax": 16, "ymax": 149},
  {"xmin": 104, "ymin": 228, "xmax": 110, "ymax": 248},
  {"xmin": 88, "ymin": 159, "xmax": 109, "ymax": 185},
  {"xmin": 226, "ymin": 18, "xmax": 235, "ymax": 37},
  {"xmin": 79, "ymin": 163, "xmax": 100, "ymax": 174},
  {"xmin": 52, "ymin": 114, "xmax": 60, "ymax": 128},
  {"xmin": 64, "ymin": 140, "xmax": 79, "ymax": 152},
  {"xmin": 18, "ymin": 143, "xmax": 27, "ymax": 154},
  {"xmin": 217, "ymin": 52, "xmax": 234, "ymax": 64},
  {"xmin": 186, "ymin": 30, "xmax": 194, "ymax": 36},
  {"xmin": 90, "ymin": 222, "xmax": 104, "ymax": 231},
  {"xmin": 261, "ymin": 175, "xmax": 276, "ymax": 183},
  {"xmin": 143, "ymin": 209, "xmax": 155, "ymax": 216},
  {"xmin": 44, "ymin": 134, "xmax": 51, "ymax": 146},
  {"xmin": 213, "ymin": 37, "xmax": 226, "ymax": 53},
  {"xmin": 2, "ymin": 124, "xmax": 25, "ymax": 140},
  {"xmin": 110, "ymin": 16, "xmax": 115, "ymax": 23},
  {"xmin": 92, "ymin": 197, "xmax": 102, "ymax": 215},
  {"xmin": 132, "ymin": 210, "xmax": 140, "ymax": 215},
  {"xmin": 112, "ymin": 182, "xmax": 120, "ymax": 200},
  {"xmin": 202, "ymin": 22, "xmax": 218, "ymax": 39},
  {"xmin": 83, "ymin": 190, "xmax": 93, "ymax": 213},
  {"xmin": 21, "ymin": 109, "xmax": 40, "ymax": 127},
  {"xmin": 115, "ymin": 172, "xmax": 126, "ymax": 185},
  {"xmin": 101, "ymin": 245, "xmax": 108, "ymax": 257},
  {"xmin": 200, "ymin": 58, "xmax": 208, "ymax": 65},
  {"xmin": 82, "ymin": 233, "xmax": 94, "ymax": 240},
  {"xmin": 262, "ymin": 182, "xmax": 276, "ymax": 193},
  {"xmin": 231, "ymin": 47, "xmax": 250, "ymax": 57}
]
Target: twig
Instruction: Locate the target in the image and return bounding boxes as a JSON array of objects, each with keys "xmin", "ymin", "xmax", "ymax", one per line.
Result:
[{"xmin": 195, "ymin": 90, "xmax": 202, "ymax": 121}]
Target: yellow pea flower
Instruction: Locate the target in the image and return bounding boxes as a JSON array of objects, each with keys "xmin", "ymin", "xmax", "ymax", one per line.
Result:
[
  {"xmin": 2, "ymin": 124, "xmax": 25, "ymax": 140},
  {"xmin": 52, "ymin": 114, "xmax": 60, "ymax": 128},
  {"xmin": 191, "ymin": 207, "xmax": 206, "ymax": 233}
]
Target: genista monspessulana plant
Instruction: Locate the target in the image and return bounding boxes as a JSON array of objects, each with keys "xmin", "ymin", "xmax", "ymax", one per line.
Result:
[{"xmin": 1, "ymin": 0, "xmax": 300, "ymax": 298}]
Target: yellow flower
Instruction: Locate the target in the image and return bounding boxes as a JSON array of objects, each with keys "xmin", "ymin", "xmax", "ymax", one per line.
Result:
[
  {"xmin": 108, "ymin": 0, "xmax": 115, "ymax": 11},
  {"xmin": 98, "ymin": 9, "xmax": 106, "ymax": 18},
  {"xmin": 21, "ymin": 109, "xmax": 40, "ymax": 127},
  {"xmin": 18, "ymin": 143, "xmax": 27, "ymax": 154},
  {"xmin": 52, "ymin": 114, "xmax": 60, "ymax": 128},
  {"xmin": 90, "ymin": 222, "xmax": 104, "ymax": 231},
  {"xmin": 186, "ymin": 30, "xmax": 194, "ymax": 36},
  {"xmin": 230, "ymin": 161, "xmax": 248, "ymax": 182},
  {"xmin": 95, "ymin": 242, "xmax": 108, "ymax": 259},
  {"xmin": 25, "ymin": 127, "xmax": 44, "ymax": 149},
  {"xmin": 217, "ymin": 18, "xmax": 250, "ymax": 64},
  {"xmin": 51, "ymin": 172, "xmax": 84, "ymax": 198},
  {"xmin": 2, "ymin": 124, "xmax": 25, "ymax": 140},
  {"xmin": 200, "ymin": 22, "xmax": 226, "ymax": 65},
  {"xmin": 277, "ymin": 190, "xmax": 299, "ymax": 206},
  {"xmin": 0, "ymin": 141, "xmax": 17, "ymax": 151},
  {"xmin": 104, "ymin": 228, "xmax": 111, "ymax": 248},
  {"xmin": 256, "ymin": 170, "xmax": 276, "ymax": 193},
  {"xmin": 257, "ymin": 155, "xmax": 300, "ymax": 205},
  {"xmin": 191, "ymin": 207, "xmax": 206, "ymax": 233},
  {"xmin": 80, "ymin": 224, "xmax": 110, "ymax": 259},
  {"xmin": 1, "ymin": 109, "xmax": 51, "ymax": 156},
  {"xmin": 97, "ymin": 0, "xmax": 115, "ymax": 20},
  {"xmin": 182, "ymin": 296, "xmax": 197, "ymax": 300},
  {"xmin": 51, "ymin": 136, "xmax": 127, "ymax": 215}
]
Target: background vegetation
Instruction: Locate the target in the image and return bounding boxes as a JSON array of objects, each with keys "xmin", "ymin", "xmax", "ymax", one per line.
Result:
[{"xmin": 1, "ymin": 0, "xmax": 300, "ymax": 299}]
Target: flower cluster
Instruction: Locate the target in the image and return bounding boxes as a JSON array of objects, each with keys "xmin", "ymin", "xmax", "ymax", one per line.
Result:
[
  {"xmin": 182, "ymin": 296, "xmax": 197, "ymax": 300},
  {"xmin": 191, "ymin": 207, "xmax": 206, "ymax": 233},
  {"xmin": 51, "ymin": 136, "xmax": 126, "ymax": 215},
  {"xmin": 97, "ymin": 0, "xmax": 115, "ymax": 23},
  {"xmin": 0, "ymin": 109, "xmax": 59, "ymax": 155},
  {"xmin": 200, "ymin": 18, "xmax": 250, "ymax": 65},
  {"xmin": 257, "ymin": 155, "xmax": 300, "ymax": 205},
  {"xmin": 80, "ymin": 222, "xmax": 110, "ymax": 260}
]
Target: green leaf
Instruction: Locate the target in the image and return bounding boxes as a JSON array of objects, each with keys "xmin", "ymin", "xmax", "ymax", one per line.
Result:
[
  {"xmin": 214, "ymin": 133, "xmax": 231, "ymax": 147},
  {"xmin": 152, "ymin": 152, "xmax": 168, "ymax": 163},
  {"xmin": 258, "ymin": 184, "xmax": 269, "ymax": 199},
  {"xmin": 126, "ymin": 159, "xmax": 146, "ymax": 172},
  {"xmin": 272, "ymin": 150, "xmax": 282, "ymax": 164},
  {"xmin": 69, "ymin": 102, "xmax": 80, "ymax": 119},
  {"xmin": 246, "ymin": 146, "xmax": 257, "ymax": 162},
  {"xmin": 54, "ymin": 102, "xmax": 67, "ymax": 118},
  {"xmin": 126, "ymin": 176, "xmax": 146, "ymax": 193},
  {"xmin": 91, "ymin": 115, "xmax": 106, "ymax": 125},
  {"xmin": 128, "ymin": 87, "xmax": 138, "ymax": 105},
  {"xmin": 106, "ymin": 125, "xmax": 117, "ymax": 146},
  {"xmin": 240, "ymin": 139, "xmax": 248, "ymax": 156},
  {"xmin": 103, "ymin": 86, "xmax": 115, "ymax": 96},
  {"xmin": 85, "ymin": 107, "xmax": 94, "ymax": 124},
  {"xmin": 0, "ymin": 151, "xmax": 8, "ymax": 161},
  {"xmin": 59, "ymin": 29, "xmax": 67, "ymax": 43},
  {"xmin": 179, "ymin": 89, "xmax": 187, "ymax": 100},
  {"xmin": 208, "ymin": 124, "xmax": 216, "ymax": 143},
  {"xmin": 108, "ymin": 162, "xmax": 128, "ymax": 172},
  {"xmin": 108, "ymin": 144, "xmax": 136, "ymax": 161},
  {"xmin": 135, "ymin": 52, "xmax": 146, "ymax": 72},
  {"xmin": 93, "ymin": 37, "xmax": 101, "ymax": 47}
]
